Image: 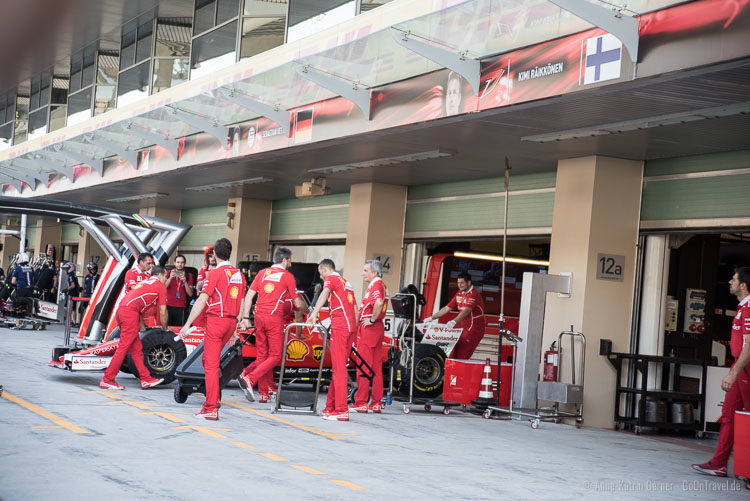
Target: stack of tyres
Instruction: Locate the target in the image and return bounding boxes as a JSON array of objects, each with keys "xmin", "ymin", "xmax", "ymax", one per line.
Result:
[{"xmin": 173, "ymin": 339, "xmax": 244, "ymax": 404}]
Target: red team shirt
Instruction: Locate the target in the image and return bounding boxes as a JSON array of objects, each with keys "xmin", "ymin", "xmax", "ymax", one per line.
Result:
[
  {"xmin": 731, "ymin": 295, "xmax": 750, "ymax": 359},
  {"xmin": 324, "ymin": 272, "xmax": 357, "ymax": 332},
  {"xmin": 203, "ymin": 262, "xmax": 245, "ymax": 318},
  {"xmin": 121, "ymin": 277, "xmax": 167, "ymax": 314},
  {"xmin": 124, "ymin": 267, "xmax": 150, "ymax": 291},
  {"xmin": 447, "ymin": 286, "xmax": 485, "ymax": 330},
  {"xmin": 166, "ymin": 269, "xmax": 195, "ymax": 307},
  {"xmin": 250, "ymin": 264, "xmax": 299, "ymax": 317},
  {"xmin": 361, "ymin": 277, "xmax": 387, "ymax": 322}
]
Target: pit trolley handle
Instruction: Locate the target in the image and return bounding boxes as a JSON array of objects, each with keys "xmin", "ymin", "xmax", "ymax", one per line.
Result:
[
  {"xmin": 274, "ymin": 322, "xmax": 329, "ymax": 414},
  {"xmin": 557, "ymin": 326, "xmax": 586, "ymax": 387}
]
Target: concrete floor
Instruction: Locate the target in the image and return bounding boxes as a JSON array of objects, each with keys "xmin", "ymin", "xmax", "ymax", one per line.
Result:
[{"xmin": 0, "ymin": 325, "xmax": 746, "ymax": 500}]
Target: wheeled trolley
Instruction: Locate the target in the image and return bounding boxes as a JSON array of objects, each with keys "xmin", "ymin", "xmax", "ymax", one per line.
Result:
[
  {"xmin": 485, "ymin": 328, "xmax": 586, "ymax": 429},
  {"xmin": 273, "ymin": 323, "xmax": 329, "ymax": 415}
]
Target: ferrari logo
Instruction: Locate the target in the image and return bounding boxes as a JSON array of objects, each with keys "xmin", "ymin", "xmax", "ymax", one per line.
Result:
[{"xmin": 225, "ymin": 269, "xmax": 234, "ymax": 280}]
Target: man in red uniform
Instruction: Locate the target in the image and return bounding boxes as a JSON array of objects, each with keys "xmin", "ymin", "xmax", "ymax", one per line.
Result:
[
  {"xmin": 99, "ymin": 265, "xmax": 170, "ymax": 390},
  {"xmin": 309, "ymin": 259, "xmax": 359, "ymax": 421},
  {"xmin": 124, "ymin": 253, "xmax": 154, "ymax": 291},
  {"xmin": 693, "ymin": 267, "xmax": 750, "ymax": 477},
  {"xmin": 426, "ymin": 271, "xmax": 485, "ymax": 359},
  {"xmin": 350, "ymin": 260, "xmax": 388, "ymax": 414},
  {"xmin": 179, "ymin": 238, "xmax": 245, "ymax": 420},
  {"xmin": 193, "ymin": 245, "xmax": 215, "ymax": 329},
  {"xmin": 165, "ymin": 254, "xmax": 195, "ymax": 326},
  {"xmin": 238, "ymin": 248, "xmax": 304, "ymax": 402}
]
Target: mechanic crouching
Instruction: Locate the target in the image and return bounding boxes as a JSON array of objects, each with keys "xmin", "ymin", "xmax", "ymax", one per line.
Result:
[{"xmin": 99, "ymin": 266, "xmax": 170, "ymax": 391}]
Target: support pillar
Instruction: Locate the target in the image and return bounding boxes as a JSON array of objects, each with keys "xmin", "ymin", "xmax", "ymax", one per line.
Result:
[
  {"xmin": 343, "ymin": 183, "xmax": 407, "ymax": 300},
  {"xmin": 225, "ymin": 198, "xmax": 272, "ymax": 264},
  {"xmin": 542, "ymin": 156, "xmax": 643, "ymax": 428},
  {"xmin": 0, "ymin": 219, "xmax": 20, "ymax": 270},
  {"xmin": 32, "ymin": 219, "xmax": 62, "ymax": 261}
]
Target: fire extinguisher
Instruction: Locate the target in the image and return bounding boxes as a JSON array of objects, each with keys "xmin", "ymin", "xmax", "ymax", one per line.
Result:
[{"xmin": 543, "ymin": 341, "xmax": 558, "ymax": 382}]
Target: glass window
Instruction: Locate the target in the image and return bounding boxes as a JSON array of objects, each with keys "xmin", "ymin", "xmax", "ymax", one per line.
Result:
[
  {"xmin": 244, "ymin": 0, "xmax": 288, "ymax": 16},
  {"xmin": 0, "ymin": 122, "xmax": 12, "ymax": 151},
  {"xmin": 136, "ymin": 13, "xmax": 154, "ymax": 63},
  {"xmin": 240, "ymin": 16, "xmax": 285, "ymax": 59},
  {"xmin": 70, "ymin": 52, "xmax": 82, "ymax": 93},
  {"xmin": 5, "ymin": 93, "xmax": 15, "ymax": 124},
  {"xmin": 94, "ymin": 85, "xmax": 116, "ymax": 115},
  {"xmin": 66, "ymin": 87, "xmax": 92, "ymax": 126},
  {"xmin": 152, "ymin": 58, "xmax": 189, "ymax": 93},
  {"xmin": 194, "ymin": 0, "xmax": 216, "ymax": 35},
  {"xmin": 190, "ymin": 21, "xmax": 237, "ymax": 79},
  {"xmin": 287, "ymin": 0, "xmax": 355, "ymax": 43},
  {"xmin": 156, "ymin": 18, "xmax": 192, "ymax": 57},
  {"xmin": 120, "ymin": 23, "xmax": 137, "ymax": 70},
  {"xmin": 82, "ymin": 44, "xmax": 96, "ymax": 88},
  {"xmin": 217, "ymin": 0, "xmax": 239, "ymax": 24},
  {"xmin": 51, "ymin": 82, "xmax": 68, "ymax": 105},
  {"xmin": 359, "ymin": 0, "xmax": 391, "ymax": 12},
  {"xmin": 48, "ymin": 105, "xmax": 66, "ymax": 132},
  {"xmin": 13, "ymin": 95, "xmax": 29, "ymax": 144},
  {"xmin": 117, "ymin": 61, "xmax": 150, "ymax": 107},
  {"xmin": 97, "ymin": 51, "xmax": 119, "ymax": 85},
  {"xmin": 30, "ymin": 78, "xmax": 40, "ymax": 111},
  {"xmin": 39, "ymin": 71, "xmax": 51, "ymax": 108},
  {"xmin": 28, "ymin": 108, "xmax": 47, "ymax": 139}
]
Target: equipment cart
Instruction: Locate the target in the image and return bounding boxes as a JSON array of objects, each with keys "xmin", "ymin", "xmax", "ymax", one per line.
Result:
[{"xmin": 485, "ymin": 328, "xmax": 586, "ymax": 429}]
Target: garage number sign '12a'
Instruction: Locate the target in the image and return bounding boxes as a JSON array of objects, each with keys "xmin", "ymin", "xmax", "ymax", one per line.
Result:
[{"xmin": 596, "ymin": 253, "xmax": 625, "ymax": 282}]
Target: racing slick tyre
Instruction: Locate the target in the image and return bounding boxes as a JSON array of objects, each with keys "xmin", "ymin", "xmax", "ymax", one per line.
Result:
[
  {"xmin": 126, "ymin": 328, "xmax": 187, "ymax": 384},
  {"xmin": 400, "ymin": 343, "xmax": 446, "ymax": 399}
]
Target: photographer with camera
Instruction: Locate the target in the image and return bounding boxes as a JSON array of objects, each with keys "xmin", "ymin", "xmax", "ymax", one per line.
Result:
[{"xmin": 165, "ymin": 254, "xmax": 194, "ymax": 326}]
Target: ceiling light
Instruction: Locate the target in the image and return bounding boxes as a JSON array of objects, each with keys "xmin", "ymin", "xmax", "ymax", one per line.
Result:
[
  {"xmin": 522, "ymin": 102, "xmax": 750, "ymax": 143},
  {"xmin": 453, "ymin": 251, "xmax": 549, "ymax": 267},
  {"xmin": 186, "ymin": 176, "xmax": 273, "ymax": 192},
  {"xmin": 308, "ymin": 149, "xmax": 453, "ymax": 175},
  {"xmin": 106, "ymin": 192, "xmax": 168, "ymax": 203}
]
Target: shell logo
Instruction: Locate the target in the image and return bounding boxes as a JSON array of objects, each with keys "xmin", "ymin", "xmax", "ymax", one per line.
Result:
[
  {"xmin": 230, "ymin": 286, "xmax": 239, "ymax": 299},
  {"xmin": 264, "ymin": 283, "xmax": 275, "ymax": 293},
  {"xmin": 347, "ymin": 293, "xmax": 354, "ymax": 303},
  {"xmin": 286, "ymin": 340, "xmax": 309, "ymax": 360}
]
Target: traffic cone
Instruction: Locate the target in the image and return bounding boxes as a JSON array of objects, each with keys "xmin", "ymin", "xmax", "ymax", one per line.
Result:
[{"xmin": 470, "ymin": 359, "xmax": 495, "ymax": 414}]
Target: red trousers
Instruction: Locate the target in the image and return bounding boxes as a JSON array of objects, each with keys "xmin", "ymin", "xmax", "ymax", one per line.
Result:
[
  {"xmin": 452, "ymin": 323, "xmax": 485, "ymax": 359},
  {"xmin": 242, "ymin": 314, "xmax": 284, "ymax": 392},
  {"xmin": 711, "ymin": 364, "xmax": 750, "ymax": 467},
  {"xmin": 326, "ymin": 322, "xmax": 356, "ymax": 413},
  {"xmin": 354, "ymin": 323, "xmax": 384, "ymax": 406},
  {"xmin": 202, "ymin": 315, "xmax": 237, "ymax": 412},
  {"xmin": 103, "ymin": 309, "xmax": 149, "ymax": 381}
]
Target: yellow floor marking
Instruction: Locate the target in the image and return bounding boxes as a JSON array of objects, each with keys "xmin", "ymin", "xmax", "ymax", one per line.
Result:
[
  {"xmin": 105, "ymin": 400, "xmax": 152, "ymax": 410},
  {"xmin": 171, "ymin": 425, "xmax": 231, "ymax": 438},
  {"xmin": 137, "ymin": 411, "xmax": 185, "ymax": 423},
  {"xmin": 31, "ymin": 425, "xmax": 62, "ymax": 429},
  {"xmin": 257, "ymin": 452, "xmax": 289, "ymax": 462},
  {"xmin": 291, "ymin": 465, "xmax": 325, "ymax": 475},
  {"xmin": 2, "ymin": 391, "xmax": 89, "ymax": 434},
  {"xmin": 220, "ymin": 400, "xmax": 352, "ymax": 441},
  {"xmin": 229, "ymin": 441, "xmax": 256, "ymax": 450},
  {"xmin": 83, "ymin": 390, "xmax": 125, "ymax": 399},
  {"xmin": 329, "ymin": 480, "xmax": 367, "ymax": 491}
]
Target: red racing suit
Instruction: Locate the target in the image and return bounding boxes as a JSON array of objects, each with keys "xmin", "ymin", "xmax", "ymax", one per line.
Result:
[
  {"xmin": 447, "ymin": 286, "xmax": 485, "ymax": 359},
  {"xmin": 711, "ymin": 295, "xmax": 750, "ymax": 467},
  {"xmin": 200, "ymin": 262, "xmax": 245, "ymax": 412},
  {"xmin": 193, "ymin": 266, "xmax": 210, "ymax": 328},
  {"xmin": 354, "ymin": 277, "xmax": 388, "ymax": 407},
  {"xmin": 124, "ymin": 267, "xmax": 155, "ymax": 323},
  {"xmin": 241, "ymin": 264, "xmax": 299, "ymax": 393},
  {"xmin": 324, "ymin": 272, "xmax": 357, "ymax": 413},
  {"xmin": 103, "ymin": 277, "xmax": 167, "ymax": 382}
]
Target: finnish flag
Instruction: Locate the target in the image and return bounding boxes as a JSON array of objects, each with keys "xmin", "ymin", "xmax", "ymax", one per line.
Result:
[{"xmin": 583, "ymin": 33, "xmax": 622, "ymax": 85}]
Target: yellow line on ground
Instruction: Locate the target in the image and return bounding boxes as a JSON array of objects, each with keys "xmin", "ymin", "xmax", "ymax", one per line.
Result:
[
  {"xmin": 220, "ymin": 400, "xmax": 352, "ymax": 441},
  {"xmin": 229, "ymin": 440, "xmax": 256, "ymax": 450},
  {"xmin": 257, "ymin": 452, "xmax": 289, "ymax": 462},
  {"xmin": 137, "ymin": 411, "xmax": 186, "ymax": 423},
  {"xmin": 291, "ymin": 465, "xmax": 325, "ymax": 475},
  {"xmin": 31, "ymin": 425, "xmax": 62, "ymax": 429},
  {"xmin": 105, "ymin": 400, "xmax": 152, "ymax": 410},
  {"xmin": 171, "ymin": 425, "xmax": 231, "ymax": 438},
  {"xmin": 329, "ymin": 479, "xmax": 367, "ymax": 491},
  {"xmin": 83, "ymin": 390, "xmax": 125, "ymax": 399},
  {"xmin": 2, "ymin": 391, "xmax": 89, "ymax": 434}
]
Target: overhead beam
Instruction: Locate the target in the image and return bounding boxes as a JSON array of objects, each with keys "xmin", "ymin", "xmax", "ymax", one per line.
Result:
[
  {"xmin": 52, "ymin": 143, "xmax": 104, "ymax": 175},
  {"xmin": 548, "ymin": 0, "xmax": 639, "ymax": 62},
  {"xmin": 125, "ymin": 122, "xmax": 180, "ymax": 160},
  {"xmin": 216, "ymin": 88, "xmax": 290, "ymax": 134},
  {"xmin": 9, "ymin": 158, "xmax": 52, "ymax": 183},
  {"xmin": 293, "ymin": 62, "xmax": 371, "ymax": 120},
  {"xmin": 0, "ymin": 172, "xmax": 26, "ymax": 192},
  {"xmin": 4, "ymin": 162, "xmax": 41, "ymax": 186},
  {"xmin": 165, "ymin": 105, "xmax": 228, "ymax": 148},
  {"xmin": 391, "ymin": 28, "xmax": 480, "ymax": 95},
  {"xmin": 83, "ymin": 133, "xmax": 138, "ymax": 168}
]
